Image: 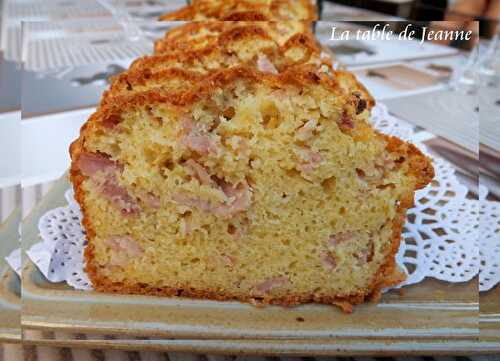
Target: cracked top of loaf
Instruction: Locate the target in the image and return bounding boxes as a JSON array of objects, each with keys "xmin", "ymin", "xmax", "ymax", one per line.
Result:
[
  {"xmin": 154, "ymin": 21, "xmax": 312, "ymax": 54},
  {"xmin": 102, "ymin": 22, "xmax": 327, "ymax": 106},
  {"xmin": 158, "ymin": 0, "xmax": 317, "ymax": 21}
]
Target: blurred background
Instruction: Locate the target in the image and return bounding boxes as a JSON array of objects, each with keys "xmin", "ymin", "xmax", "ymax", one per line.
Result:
[{"xmin": 0, "ymin": 0, "xmax": 499, "ymax": 360}]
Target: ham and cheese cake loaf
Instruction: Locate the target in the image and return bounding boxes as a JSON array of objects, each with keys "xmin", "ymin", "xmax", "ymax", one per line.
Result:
[
  {"xmin": 159, "ymin": 0, "xmax": 317, "ymax": 21},
  {"xmin": 70, "ymin": 65, "xmax": 433, "ymax": 311}
]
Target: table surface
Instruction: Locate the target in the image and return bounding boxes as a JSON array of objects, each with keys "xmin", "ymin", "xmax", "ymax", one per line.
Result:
[{"xmin": 0, "ymin": 54, "xmax": 21, "ymax": 113}]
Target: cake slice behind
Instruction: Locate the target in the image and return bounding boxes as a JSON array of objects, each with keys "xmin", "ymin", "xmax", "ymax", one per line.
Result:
[
  {"xmin": 158, "ymin": 0, "xmax": 317, "ymax": 21},
  {"xmin": 103, "ymin": 24, "xmax": 323, "ymax": 105},
  {"xmin": 154, "ymin": 21, "xmax": 311, "ymax": 54}
]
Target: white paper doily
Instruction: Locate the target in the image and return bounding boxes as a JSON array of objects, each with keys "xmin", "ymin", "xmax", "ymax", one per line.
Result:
[
  {"xmin": 373, "ymin": 106, "xmax": 481, "ymax": 287},
  {"xmin": 26, "ymin": 189, "xmax": 92, "ymax": 290},
  {"xmin": 479, "ymin": 185, "xmax": 500, "ymax": 292},
  {"xmin": 20, "ymin": 103, "xmax": 498, "ymax": 292}
]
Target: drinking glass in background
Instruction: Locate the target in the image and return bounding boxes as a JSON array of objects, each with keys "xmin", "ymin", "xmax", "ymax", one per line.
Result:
[
  {"xmin": 449, "ymin": 43, "xmax": 481, "ymax": 95},
  {"xmin": 479, "ymin": 29, "xmax": 500, "ymax": 87},
  {"xmin": 449, "ymin": 23, "xmax": 500, "ymax": 95},
  {"xmin": 96, "ymin": 0, "xmax": 143, "ymax": 40},
  {"xmin": 98, "ymin": 0, "xmax": 184, "ymax": 42}
]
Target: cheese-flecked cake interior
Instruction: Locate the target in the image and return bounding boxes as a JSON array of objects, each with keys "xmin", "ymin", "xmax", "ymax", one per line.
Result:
[{"xmin": 70, "ymin": 66, "xmax": 434, "ymax": 311}]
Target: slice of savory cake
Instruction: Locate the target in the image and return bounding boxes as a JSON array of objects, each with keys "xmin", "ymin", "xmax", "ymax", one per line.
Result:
[
  {"xmin": 158, "ymin": 0, "xmax": 317, "ymax": 21},
  {"xmin": 70, "ymin": 65, "xmax": 433, "ymax": 311},
  {"xmin": 154, "ymin": 21, "xmax": 312, "ymax": 54},
  {"xmin": 102, "ymin": 23, "xmax": 324, "ymax": 105}
]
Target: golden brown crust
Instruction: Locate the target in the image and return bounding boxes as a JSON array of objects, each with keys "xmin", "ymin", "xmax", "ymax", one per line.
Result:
[
  {"xmin": 218, "ymin": 23, "xmax": 273, "ymax": 46},
  {"xmin": 159, "ymin": 5, "xmax": 195, "ymax": 21},
  {"xmin": 221, "ymin": 11, "xmax": 268, "ymax": 21},
  {"xmin": 163, "ymin": 21, "xmax": 233, "ymax": 43},
  {"xmin": 107, "ymin": 26, "xmax": 323, "ymax": 103},
  {"xmin": 102, "ymin": 68, "xmax": 205, "ymax": 106},
  {"xmin": 158, "ymin": 0, "xmax": 317, "ymax": 21},
  {"xmin": 335, "ymin": 70, "xmax": 376, "ymax": 111},
  {"xmin": 383, "ymin": 134, "xmax": 435, "ymax": 189},
  {"xmin": 156, "ymin": 21, "xmax": 310, "ymax": 52},
  {"xmin": 167, "ymin": 22, "xmax": 274, "ymax": 49},
  {"xmin": 365, "ymin": 133, "xmax": 434, "ymax": 302},
  {"xmin": 154, "ymin": 22, "xmax": 231, "ymax": 54},
  {"xmin": 82, "ymin": 268, "xmax": 369, "ymax": 313}
]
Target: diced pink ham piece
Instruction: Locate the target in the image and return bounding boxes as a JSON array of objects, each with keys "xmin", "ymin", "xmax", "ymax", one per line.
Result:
[
  {"xmin": 178, "ymin": 115, "xmax": 195, "ymax": 135},
  {"xmin": 355, "ymin": 241, "xmax": 374, "ymax": 265},
  {"xmin": 213, "ymin": 179, "xmax": 252, "ymax": 218},
  {"xmin": 177, "ymin": 115, "xmax": 219, "ymax": 156},
  {"xmin": 321, "ymin": 252, "xmax": 337, "ymax": 269},
  {"xmin": 257, "ymin": 55, "xmax": 278, "ymax": 74},
  {"xmin": 355, "ymin": 250, "xmax": 369, "ymax": 264},
  {"xmin": 375, "ymin": 155, "xmax": 396, "ymax": 172},
  {"xmin": 328, "ymin": 232, "xmax": 354, "ymax": 247},
  {"xmin": 172, "ymin": 179, "xmax": 252, "ymax": 219},
  {"xmin": 100, "ymin": 114, "xmax": 121, "ymax": 130},
  {"xmin": 100, "ymin": 176, "xmax": 140, "ymax": 215},
  {"xmin": 276, "ymin": 24, "xmax": 290, "ymax": 36},
  {"xmin": 338, "ymin": 113, "xmax": 354, "ymax": 130},
  {"xmin": 77, "ymin": 152, "xmax": 123, "ymax": 177},
  {"xmin": 180, "ymin": 213, "xmax": 192, "ymax": 236},
  {"xmin": 296, "ymin": 119, "xmax": 317, "ymax": 141},
  {"xmin": 77, "ymin": 152, "xmax": 139, "ymax": 215},
  {"xmin": 307, "ymin": 150, "xmax": 322, "ymax": 164},
  {"xmin": 183, "ymin": 134, "xmax": 219, "ymax": 156},
  {"xmin": 220, "ymin": 254, "xmax": 236, "ymax": 267},
  {"xmin": 231, "ymin": 218, "xmax": 250, "ymax": 240},
  {"xmin": 142, "ymin": 193, "xmax": 161, "ymax": 209},
  {"xmin": 172, "ymin": 193, "xmax": 213, "ymax": 213},
  {"xmin": 104, "ymin": 235, "xmax": 144, "ymax": 266},
  {"xmin": 357, "ymin": 156, "xmax": 395, "ymax": 184},
  {"xmin": 255, "ymin": 276, "xmax": 289, "ymax": 294},
  {"xmin": 298, "ymin": 149, "xmax": 322, "ymax": 174},
  {"xmin": 184, "ymin": 159, "xmax": 213, "ymax": 186}
]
